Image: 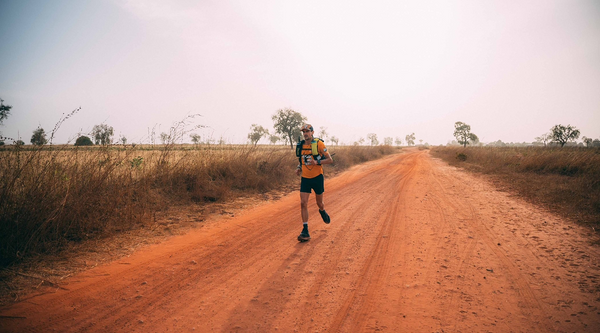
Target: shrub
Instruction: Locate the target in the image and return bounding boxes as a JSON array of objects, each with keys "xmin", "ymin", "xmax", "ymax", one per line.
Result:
[
  {"xmin": 75, "ymin": 135, "xmax": 93, "ymax": 146},
  {"xmin": 0, "ymin": 143, "xmax": 396, "ymax": 266},
  {"xmin": 431, "ymin": 146, "xmax": 600, "ymax": 229}
]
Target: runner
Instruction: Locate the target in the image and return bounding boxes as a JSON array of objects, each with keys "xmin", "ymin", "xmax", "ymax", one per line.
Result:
[{"xmin": 296, "ymin": 124, "xmax": 333, "ymax": 242}]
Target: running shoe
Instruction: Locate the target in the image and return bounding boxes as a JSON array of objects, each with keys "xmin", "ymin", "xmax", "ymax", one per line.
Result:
[
  {"xmin": 319, "ymin": 210, "xmax": 330, "ymax": 224},
  {"xmin": 297, "ymin": 228, "xmax": 310, "ymax": 242}
]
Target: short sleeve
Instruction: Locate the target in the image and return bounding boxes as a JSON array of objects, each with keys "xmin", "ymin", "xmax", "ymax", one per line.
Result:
[{"xmin": 318, "ymin": 140, "xmax": 327, "ymax": 155}]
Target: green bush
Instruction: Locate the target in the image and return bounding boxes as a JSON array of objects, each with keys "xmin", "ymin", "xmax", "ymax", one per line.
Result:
[{"xmin": 75, "ymin": 135, "xmax": 93, "ymax": 146}]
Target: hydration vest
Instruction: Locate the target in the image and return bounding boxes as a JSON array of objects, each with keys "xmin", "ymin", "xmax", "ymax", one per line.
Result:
[{"xmin": 296, "ymin": 138, "xmax": 323, "ymax": 164}]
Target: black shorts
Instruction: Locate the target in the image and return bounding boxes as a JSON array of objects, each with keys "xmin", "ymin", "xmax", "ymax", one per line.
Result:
[{"xmin": 300, "ymin": 174, "xmax": 324, "ymax": 194}]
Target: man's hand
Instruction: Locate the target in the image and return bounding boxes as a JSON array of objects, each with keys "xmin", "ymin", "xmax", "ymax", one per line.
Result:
[{"xmin": 296, "ymin": 168, "xmax": 302, "ymax": 176}]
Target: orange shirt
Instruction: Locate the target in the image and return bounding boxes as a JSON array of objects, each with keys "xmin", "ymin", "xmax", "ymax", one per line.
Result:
[{"xmin": 300, "ymin": 140, "xmax": 328, "ymax": 179}]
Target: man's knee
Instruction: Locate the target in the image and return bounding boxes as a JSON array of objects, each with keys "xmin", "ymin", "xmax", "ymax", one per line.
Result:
[{"xmin": 300, "ymin": 193, "xmax": 310, "ymax": 208}]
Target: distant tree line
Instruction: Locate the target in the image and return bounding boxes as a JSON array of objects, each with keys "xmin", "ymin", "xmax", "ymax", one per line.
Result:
[
  {"xmin": 246, "ymin": 108, "xmax": 414, "ymax": 148},
  {"xmin": 448, "ymin": 122, "xmax": 598, "ymax": 148},
  {"xmin": 3, "ymin": 95, "xmax": 596, "ymax": 149}
]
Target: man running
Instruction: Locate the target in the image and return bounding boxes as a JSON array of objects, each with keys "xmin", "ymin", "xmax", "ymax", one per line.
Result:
[{"xmin": 296, "ymin": 124, "xmax": 333, "ymax": 242}]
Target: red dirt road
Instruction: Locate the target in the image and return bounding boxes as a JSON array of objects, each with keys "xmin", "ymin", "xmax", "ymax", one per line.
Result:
[{"xmin": 1, "ymin": 150, "xmax": 599, "ymax": 332}]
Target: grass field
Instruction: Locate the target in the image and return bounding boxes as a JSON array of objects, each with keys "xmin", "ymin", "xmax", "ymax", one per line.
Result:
[
  {"xmin": 431, "ymin": 146, "xmax": 600, "ymax": 237},
  {"xmin": 0, "ymin": 143, "xmax": 397, "ymax": 267}
]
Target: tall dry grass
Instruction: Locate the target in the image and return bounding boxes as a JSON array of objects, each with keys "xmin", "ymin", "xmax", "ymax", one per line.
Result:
[
  {"xmin": 431, "ymin": 146, "xmax": 600, "ymax": 231},
  {"xmin": 0, "ymin": 142, "xmax": 396, "ymax": 267}
]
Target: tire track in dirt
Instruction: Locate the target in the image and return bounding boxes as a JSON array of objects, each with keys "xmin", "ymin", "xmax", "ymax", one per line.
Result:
[
  {"xmin": 426, "ymin": 155, "xmax": 597, "ymax": 332},
  {"xmin": 225, "ymin": 153, "xmax": 419, "ymax": 332},
  {"xmin": 436, "ymin": 166, "xmax": 553, "ymax": 331},
  {"xmin": 327, "ymin": 153, "xmax": 419, "ymax": 332},
  {"xmin": 2, "ymin": 202, "xmax": 305, "ymax": 332},
  {"xmin": 426, "ymin": 161, "xmax": 546, "ymax": 332},
  {"xmin": 1, "ymin": 150, "xmax": 599, "ymax": 332}
]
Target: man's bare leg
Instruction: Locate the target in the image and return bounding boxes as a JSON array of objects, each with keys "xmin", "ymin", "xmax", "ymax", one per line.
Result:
[
  {"xmin": 300, "ymin": 192, "xmax": 310, "ymax": 222},
  {"xmin": 316, "ymin": 193, "xmax": 330, "ymax": 223},
  {"xmin": 298, "ymin": 192, "xmax": 311, "ymax": 241},
  {"xmin": 315, "ymin": 193, "xmax": 325, "ymax": 211}
]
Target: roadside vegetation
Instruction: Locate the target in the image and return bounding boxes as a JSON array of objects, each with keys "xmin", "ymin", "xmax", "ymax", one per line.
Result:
[
  {"xmin": 0, "ymin": 141, "xmax": 396, "ymax": 267},
  {"xmin": 431, "ymin": 146, "xmax": 600, "ymax": 234}
]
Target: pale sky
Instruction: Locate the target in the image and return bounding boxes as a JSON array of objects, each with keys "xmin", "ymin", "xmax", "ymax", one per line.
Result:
[{"xmin": 1, "ymin": 0, "xmax": 599, "ymax": 145}]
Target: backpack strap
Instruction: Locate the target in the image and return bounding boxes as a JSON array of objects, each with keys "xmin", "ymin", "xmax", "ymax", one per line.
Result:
[{"xmin": 296, "ymin": 140, "xmax": 304, "ymax": 165}]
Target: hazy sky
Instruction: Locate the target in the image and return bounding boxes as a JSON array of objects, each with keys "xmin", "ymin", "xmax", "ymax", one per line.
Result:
[{"xmin": 1, "ymin": 0, "xmax": 599, "ymax": 145}]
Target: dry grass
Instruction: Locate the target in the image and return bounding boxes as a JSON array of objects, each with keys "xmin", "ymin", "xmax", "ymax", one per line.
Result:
[
  {"xmin": 430, "ymin": 146, "xmax": 600, "ymax": 233},
  {"xmin": 0, "ymin": 142, "xmax": 397, "ymax": 268}
]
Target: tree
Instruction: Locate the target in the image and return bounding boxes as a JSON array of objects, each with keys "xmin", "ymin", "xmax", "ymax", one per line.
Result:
[
  {"xmin": 550, "ymin": 124, "xmax": 580, "ymax": 147},
  {"xmin": 593, "ymin": 139, "xmax": 600, "ymax": 147},
  {"xmin": 269, "ymin": 134, "xmax": 280, "ymax": 145},
  {"xmin": 159, "ymin": 132, "xmax": 170, "ymax": 145},
  {"xmin": 329, "ymin": 136, "xmax": 339, "ymax": 145},
  {"xmin": 75, "ymin": 135, "xmax": 93, "ymax": 146},
  {"xmin": 453, "ymin": 122, "xmax": 478, "ymax": 148},
  {"xmin": 247, "ymin": 124, "xmax": 269, "ymax": 146},
  {"xmin": 15, "ymin": 139, "xmax": 24, "ymax": 146},
  {"xmin": 405, "ymin": 133, "xmax": 415, "ymax": 146},
  {"xmin": 0, "ymin": 98, "xmax": 11, "ymax": 125},
  {"xmin": 367, "ymin": 133, "xmax": 379, "ymax": 146},
  {"xmin": 30, "ymin": 127, "xmax": 48, "ymax": 145},
  {"xmin": 535, "ymin": 133, "xmax": 551, "ymax": 147},
  {"xmin": 120, "ymin": 136, "xmax": 127, "ymax": 145},
  {"xmin": 91, "ymin": 124, "xmax": 114, "ymax": 145},
  {"xmin": 394, "ymin": 137, "xmax": 402, "ymax": 146},
  {"xmin": 384, "ymin": 137, "xmax": 393, "ymax": 146},
  {"xmin": 582, "ymin": 136, "xmax": 593, "ymax": 147},
  {"xmin": 354, "ymin": 137, "xmax": 365, "ymax": 146},
  {"xmin": 0, "ymin": 98, "xmax": 11, "ymax": 144},
  {"xmin": 190, "ymin": 133, "xmax": 201, "ymax": 145},
  {"xmin": 272, "ymin": 108, "xmax": 306, "ymax": 149},
  {"xmin": 318, "ymin": 126, "xmax": 329, "ymax": 140}
]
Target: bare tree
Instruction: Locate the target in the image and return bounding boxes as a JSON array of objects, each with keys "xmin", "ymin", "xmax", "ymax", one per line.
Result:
[
  {"xmin": 354, "ymin": 137, "xmax": 365, "ymax": 146},
  {"xmin": 367, "ymin": 133, "xmax": 379, "ymax": 146},
  {"xmin": 329, "ymin": 136, "xmax": 339, "ymax": 145},
  {"xmin": 535, "ymin": 133, "xmax": 551, "ymax": 146},
  {"xmin": 318, "ymin": 126, "xmax": 329, "ymax": 140}
]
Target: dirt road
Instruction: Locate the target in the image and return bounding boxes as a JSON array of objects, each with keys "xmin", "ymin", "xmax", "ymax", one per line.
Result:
[{"xmin": 1, "ymin": 150, "xmax": 599, "ymax": 332}]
